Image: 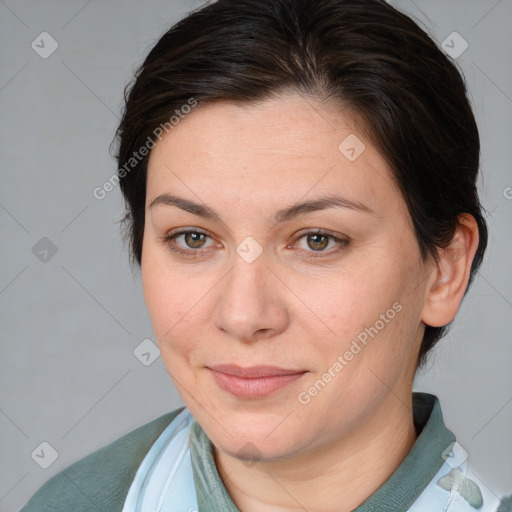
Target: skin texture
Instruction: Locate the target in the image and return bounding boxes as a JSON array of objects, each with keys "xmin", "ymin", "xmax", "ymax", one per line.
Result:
[{"xmin": 141, "ymin": 94, "xmax": 479, "ymax": 512}]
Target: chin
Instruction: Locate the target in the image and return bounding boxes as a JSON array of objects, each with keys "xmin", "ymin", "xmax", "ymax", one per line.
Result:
[{"xmin": 216, "ymin": 437, "xmax": 294, "ymax": 464}]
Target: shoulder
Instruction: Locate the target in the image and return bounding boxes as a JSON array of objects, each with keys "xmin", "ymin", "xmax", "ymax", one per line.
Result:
[{"xmin": 19, "ymin": 407, "xmax": 185, "ymax": 512}]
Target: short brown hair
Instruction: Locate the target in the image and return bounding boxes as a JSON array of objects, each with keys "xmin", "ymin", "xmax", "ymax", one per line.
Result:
[{"xmin": 112, "ymin": 0, "xmax": 488, "ymax": 368}]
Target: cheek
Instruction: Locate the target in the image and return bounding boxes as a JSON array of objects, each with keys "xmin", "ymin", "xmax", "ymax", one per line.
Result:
[
  {"xmin": 141, "ymin": 244, "xmax": 195, "ymax": 351},
  {"xmin": 141, "ymin": 245, "xmax": 224, "ymax": 374},
  {"xmin": 142, "ymin": 268, "xmax": 201, "ymax": 388},
  {"xmin": 313, "ymin": 265, "xmax": 396, "ymax": 335},
  {"xmin": 310, "ymin": 251, "xmax": 422, "ymax": 368},
  {"xmin": 142, "ymin": 268, "xmax": 181, "ymax": 335}
]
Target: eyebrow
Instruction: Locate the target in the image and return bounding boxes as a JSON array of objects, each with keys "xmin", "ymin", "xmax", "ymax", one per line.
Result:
[{"xmin": 148, "ymin": 193, "xmax": 375, "ymax": 225}]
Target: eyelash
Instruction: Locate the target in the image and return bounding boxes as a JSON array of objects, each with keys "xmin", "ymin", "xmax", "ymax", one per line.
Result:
[{"xmin": 159, "ymin": 228, "xmax": 350, "ymax": 260}]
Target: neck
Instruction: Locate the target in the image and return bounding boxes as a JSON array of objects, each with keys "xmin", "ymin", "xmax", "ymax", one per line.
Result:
[{"xmin": 214, "ymin": 392, "xmax": 418, "ymax": 512}]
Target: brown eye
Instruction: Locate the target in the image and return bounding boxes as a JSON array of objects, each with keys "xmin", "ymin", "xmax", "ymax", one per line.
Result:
[
  {"xmin": 183, "ymin": 232, "xmax": 207, "ymax": 249},
  {"xmin": 161, "ymin": 229, "xmax": 219, "ymax": 258},
  {"xmin": 293, "ymin": 230, "xmax": 350, "ymax": 259},
  {"xmin": 306, "ymin": 234, "xmax": 329, "ymax": 251}
]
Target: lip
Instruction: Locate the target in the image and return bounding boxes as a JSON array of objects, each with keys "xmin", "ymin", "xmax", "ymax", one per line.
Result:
[
  {"xmin": 208, "ymin": 364, "xmax": 307, "ymax": 399},
  {"xmin": 208, "ymin": 364, "xmax": 306, "ymax": 378}
]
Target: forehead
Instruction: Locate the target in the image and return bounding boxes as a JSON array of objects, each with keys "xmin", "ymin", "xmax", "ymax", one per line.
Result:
[
  {"xmin": 150, "ymin": 94, "xmax": 361, "ymax": 166},
  {"xmin": 146, "ymin": 94, "xmax": 403, "ymax": 218}
]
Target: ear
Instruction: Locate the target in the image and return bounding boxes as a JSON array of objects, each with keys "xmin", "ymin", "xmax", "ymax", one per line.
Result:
[{"xmin": 421, "ymin": 213, "xmax": 480, "ymax": 328}]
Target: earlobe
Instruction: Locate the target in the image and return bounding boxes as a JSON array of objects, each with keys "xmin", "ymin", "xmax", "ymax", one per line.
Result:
[{"xmin": 421, "ymin": 214, "xmax": 480, "ymax": 328}]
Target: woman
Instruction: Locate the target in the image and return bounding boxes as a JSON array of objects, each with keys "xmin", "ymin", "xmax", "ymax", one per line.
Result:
[{"xmin": 20, "ymin": 0, "xmax": 510, "ymax": 510}]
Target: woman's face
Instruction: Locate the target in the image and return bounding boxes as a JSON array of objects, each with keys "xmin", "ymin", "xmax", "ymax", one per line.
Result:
[{"xmin": 142, "ymin": 94, "xmax": 433, "ymax": 460}]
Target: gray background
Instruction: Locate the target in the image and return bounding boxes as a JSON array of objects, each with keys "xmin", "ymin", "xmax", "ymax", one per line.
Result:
[{"xmin": 0, "ymin": 0, "xmax": 511, "ymax": 510}]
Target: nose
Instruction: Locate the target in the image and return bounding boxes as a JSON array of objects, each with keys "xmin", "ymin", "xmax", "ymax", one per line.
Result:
[{"xmin": 212, "ymin": 251, "xmax": 289, "ymax": 343}]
